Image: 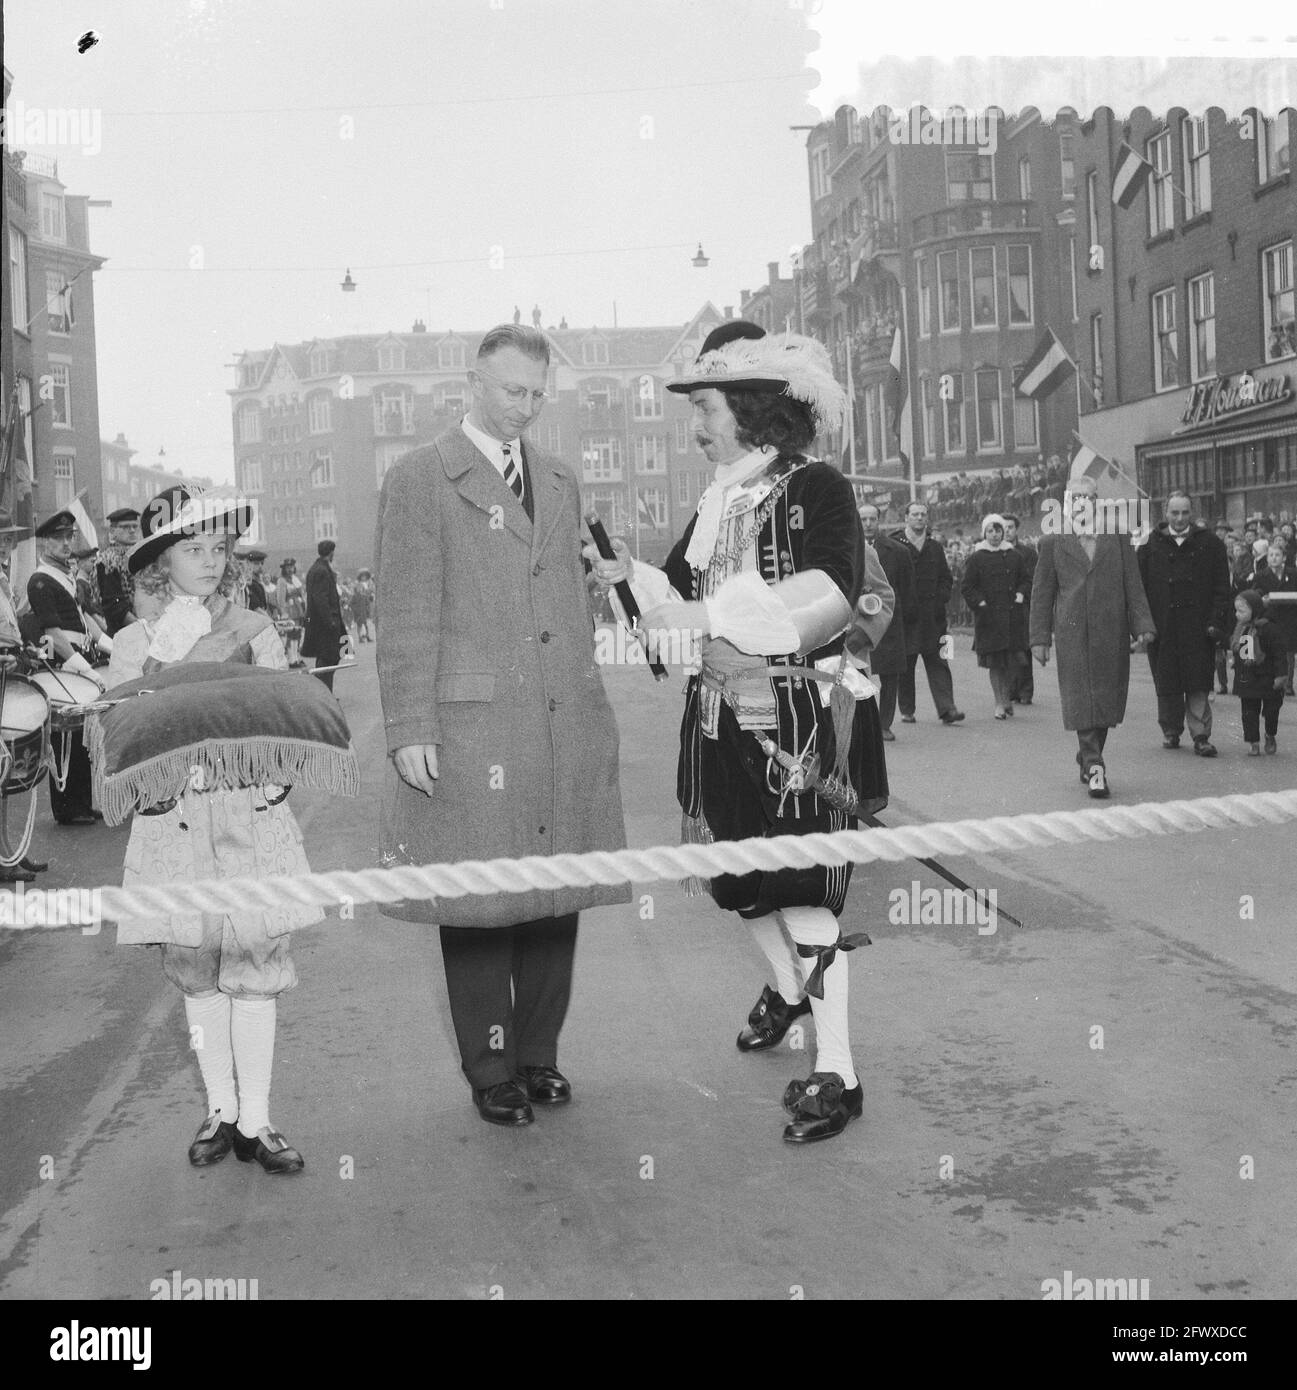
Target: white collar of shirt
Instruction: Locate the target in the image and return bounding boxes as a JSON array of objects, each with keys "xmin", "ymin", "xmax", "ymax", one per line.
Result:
[
  {"xmin": 461, "ymin": 414, "xmax": 522, "ymax": 479},
  {"xmin": 684, "ymin": 446, "xmax": 777, "ymax": 570},
  {"xmin": 36, "ymin": 559, "xmax": 78, "ymax": 599}
]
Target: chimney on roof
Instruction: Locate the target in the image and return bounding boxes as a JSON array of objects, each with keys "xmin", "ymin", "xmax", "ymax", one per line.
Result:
[
  {"xmin": 724, "ymin": 306, "xmax": 733, "ymax": 319},
  {"xmin": 412, "ymin": 318, "xmax": 426, "ymax": 332},
  {"xmin": 115, "ymin": 432, "xmax": 127, "ymax": 444},
  {"xmin": 768, "ymin": 260, "xmax": 780, "ymax": 282}
]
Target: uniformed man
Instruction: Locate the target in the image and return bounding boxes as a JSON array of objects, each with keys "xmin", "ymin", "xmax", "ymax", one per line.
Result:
[{"xmin": 95, "ymin": 507, "xmax": 141, "ymax": 634}]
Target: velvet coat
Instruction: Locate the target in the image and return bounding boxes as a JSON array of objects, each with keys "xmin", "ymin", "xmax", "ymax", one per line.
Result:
[
  {"xmin": 373, "ymin": 425, "xmax": 629, "ymax": 927},
  {"xmin": 865, "ymin": 533, "xmax": 916, "ymax": 676},
  {"xmin": 1029, "ymin": 533, "xmax": 1155, "ymax": 731}
]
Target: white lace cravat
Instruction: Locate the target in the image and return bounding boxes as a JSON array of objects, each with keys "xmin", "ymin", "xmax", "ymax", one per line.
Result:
[
  {"xmin": 147, "ymin": 594, "xmax": 213, "ymax": 663},
  {"xmin": 684, "ymin": 447, "xmax": 777, "ymax": 571}
]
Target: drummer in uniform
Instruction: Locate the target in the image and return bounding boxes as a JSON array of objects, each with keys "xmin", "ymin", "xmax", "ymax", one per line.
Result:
[
  {"xmin": 0, "ymin": 512, "xmax": 49, "ymax": 880},
  {"xmin": 26, "ymin": 509, "xmax": 112, "ymax": 825}
]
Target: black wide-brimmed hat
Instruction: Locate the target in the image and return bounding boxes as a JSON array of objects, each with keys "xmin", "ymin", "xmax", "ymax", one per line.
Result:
[{"xmin": 128, "ymin": 486, "xmax": 256, "ymax": 575}]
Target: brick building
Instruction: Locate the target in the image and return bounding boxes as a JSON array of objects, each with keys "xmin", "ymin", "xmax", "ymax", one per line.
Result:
[
  {"xmin": 795, "ymin": 105, "xmax": 1081, "ymax": 519},
  {"xmin": 1073, "ymin": 107, "xmax": 1296, "ymax": 525},
  {"xmin": 9, "ymin": 151, "xmax": 107, "ymax": 525},
  {"xmin": 229, "ymin": 304, "xmax": 739, "ymax": 574}
]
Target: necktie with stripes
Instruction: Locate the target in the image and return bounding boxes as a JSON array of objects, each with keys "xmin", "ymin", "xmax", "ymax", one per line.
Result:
[{"xmin": 501, "ymin": 442, "xmax": 524, "ymax": 502}]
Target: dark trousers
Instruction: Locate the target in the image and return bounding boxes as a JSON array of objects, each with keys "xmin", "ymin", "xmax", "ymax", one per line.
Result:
[
  {"xmin": 877, "ymin": 672, "xmax": 899, "ymax": 730},
  {"xmin": 310, "ymin": 638, "xmax": 340, "ymax": 692},
  {"xmin": 1156, "ymin": 689, "xmax": 1211, "ymax": 740},
  {"xmin": 1240, "ymin": 694, "xmax": 1283, "ymax": 743},
  {"xmin": 1214, "ymin": 648, "xmax": 1229, "ymax": 693},
  {"xmin": 899, "ymin": 648, "xmax": 956, "ymax": 719},
  {"xmin": 1010, "ymin": 661, "xmax": 1034, "ymax": 702},
  {"xmin": 438, "ymin": 913, "xmax": 578, "ymax": 1089},
  {"xmin": 49, "ymin": 731, "xmax": 94, "ymax": 821},
  {"xmin": 1076, "ymin": 726, "xmax": 1110, "ymax": 773}
]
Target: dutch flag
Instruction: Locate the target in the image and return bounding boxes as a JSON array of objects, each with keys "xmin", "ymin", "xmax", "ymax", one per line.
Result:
[
  {"xmin": 1112, "ymin": 142, "xmax": 1152, "ymax": 211},
  {"xmin": 1013, "ymin": 327, "xmax": 1076, "ymax": 401}
]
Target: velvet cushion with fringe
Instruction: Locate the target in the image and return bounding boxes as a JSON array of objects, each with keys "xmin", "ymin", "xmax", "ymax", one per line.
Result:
[{"xmin": 86, "ymin": 661, "xmax": 358, "ymax": 825}]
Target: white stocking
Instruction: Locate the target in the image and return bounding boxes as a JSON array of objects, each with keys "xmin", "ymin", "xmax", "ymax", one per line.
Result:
[
  {"xmin": 747, "ymin": 912, "xmax": 804, "ymax": 1005},
  {"xmin": 231, "ymin": 997, "xmax": 277, "ymax": 1138},
  {"xmin": 780, "ymin": 906, "xmax": 857, "ymax": 1089},
  {"xmin": 183, "ymin": 992, "xmax": 237, "ymax": 1123}
]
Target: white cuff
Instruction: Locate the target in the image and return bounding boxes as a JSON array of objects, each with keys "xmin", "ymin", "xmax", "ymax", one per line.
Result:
[
  {"xmin": 609, "ymin": 562, "xmax": 680, "ymax": 628},
  {"xmin": 704, "ymin": 571, "xmax": 800, "ymax": 655}
]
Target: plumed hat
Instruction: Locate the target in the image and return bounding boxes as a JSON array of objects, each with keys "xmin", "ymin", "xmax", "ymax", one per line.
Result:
[
  {"xmin": 667, "ymin": 327, "xmax": 847, "ymax": 433},
  {"xmin": 129, "ymin": 485, "xmax": 256, "ymax": 574}
]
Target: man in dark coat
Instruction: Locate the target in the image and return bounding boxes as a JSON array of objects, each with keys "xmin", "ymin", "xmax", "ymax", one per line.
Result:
[
  {"xmin": 1137, "ymin": 492, "xmax": 1232, "ymax": 756},
  {"xmin": 94, "ymin": 507, "xmax": 140, "ymax": 635},
  {"xmin": 1003, "ymin": 514, "xmax": 1037, "ymax": 704},
  {"xmin": 241, "ymin": 549, "xmax": 269, "ymax": 613},
  {"xmin": 1029, "ymin": 478, "xmax": 1156, "ymax": 796},
  {"xmin": 859, "ymin": 502, "xmax": 915, "ymax": 740},
  {"xmin": 375, "ymin": 323, "xmax": 629, "ymax": 1129},
  {"xmin": 300, "ymin": 539, "xmax": 344, "ymax": 691},
  {"xmin": 896, "ymin": 499, "xmax": 963, "ymax": 724}
]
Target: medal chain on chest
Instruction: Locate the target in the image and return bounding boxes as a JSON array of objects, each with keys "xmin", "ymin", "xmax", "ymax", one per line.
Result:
[{"xmin": 693, "ymin": 473, "xmax": 794, "ymax": 597}]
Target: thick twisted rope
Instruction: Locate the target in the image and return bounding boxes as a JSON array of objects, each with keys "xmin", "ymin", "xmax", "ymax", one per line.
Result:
[{"xmin": 5, "ymin": 789, "xmax": 1297, "ymax": 930}]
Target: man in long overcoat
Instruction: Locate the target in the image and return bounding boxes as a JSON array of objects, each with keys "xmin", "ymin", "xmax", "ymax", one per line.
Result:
[
  {"xmin": 1004, "ymin": 513, "xmax": 1037, "ymax": 704},
  {"xmin": 374, "ymin": 323, "xmax": 628, "ymax": 1128},
  {"xmin": 1137, "ymin": 492, "xmax": 1232, "ymax": 756},
  {"xmin": 896, "ymin": 499, "xmax": 963, "ymax": 724},
  {"xmin": 1029, "ymin": 478, "xmax": 1156, "ymax": 796},
  {"xmin": 859, "ymin": 502, "xmax": 914, "ymax": 739},
  {"xmin": 300, "ymin": 539, "xmax": 344, "ymax": 690}
]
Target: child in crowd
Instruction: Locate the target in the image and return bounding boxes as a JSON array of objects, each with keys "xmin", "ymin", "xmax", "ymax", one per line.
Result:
[{"xmin": 1230, "ymin": 589, "xmax": 1287, "ymax": 756}]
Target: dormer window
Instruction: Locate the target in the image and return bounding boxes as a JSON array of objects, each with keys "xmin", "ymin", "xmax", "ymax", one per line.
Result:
[
  {"xmin": 309, "ymin": 348, "xmax": 332, "ymax": 376},
  {"xmin": 438, "ymin": 340, "xmax": 466, "ymax": 369},
  {"xmin": 40, "ymin": 190, "xmax": 66, "ymax": 244},
  {"xmin": 582, "ymin": 338, "xmax": 609, "ymax": 365},
  {"xmin": 377, "ymin": 342, "xmax": 405, "ymax": 372}
]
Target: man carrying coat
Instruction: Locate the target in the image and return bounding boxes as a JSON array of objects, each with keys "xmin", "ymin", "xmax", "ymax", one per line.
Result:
[
  {"xmin": 1029, "ymin": 478, "xmax": 1156, "ymax": 797},
  {"xmin": 374, "ymin": 323, "xmax": 629, "ymax": 1127},
  {"xmin": 301, "ymin": 539, "xmax": 344, "ymax": 691},
  {"xmin": 1137, "ymin": 492, "xmax": 1233, "ymax": 756},
  {"xmin": 859, "ymin": 502, "xmax": 915, "ymax": 740}
]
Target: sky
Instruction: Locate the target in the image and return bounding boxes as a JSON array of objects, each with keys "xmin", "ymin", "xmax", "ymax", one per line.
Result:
[{"xmin": 5, "ymin": 0, "xmax": 1294, "ymax": 484}]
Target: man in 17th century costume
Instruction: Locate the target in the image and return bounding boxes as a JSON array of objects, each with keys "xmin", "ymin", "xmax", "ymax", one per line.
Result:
[{"xmin": 588, "ymin": 322, "xmax": 890, "ymax": 1143}]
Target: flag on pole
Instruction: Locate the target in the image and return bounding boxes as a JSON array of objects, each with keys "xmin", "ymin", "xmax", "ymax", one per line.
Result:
[
  {"xmin": 1112, "ymin": 142, "xmax": 1152, "ymax": 210},
  {"xmin": 1014, "ymin": 327, "xmax": 1076, "ymax": 401},
  {"xmin": 67, "ymin": 494, "xmax": 99, "ymax": 549},
  {"xmin": 1068, "ymin": 444, "xmax": 1113, "ymax": 482},
  {"xmin": 59, "ymin": 278, "xmax": 76, "ymax": 330},
  {"xmin": 636, "ymin": 490, "xmax": 660, "ymax": 532},
  {"xmin": 886, "ymin": 325, "xmax": 913, "ymax": 472}
]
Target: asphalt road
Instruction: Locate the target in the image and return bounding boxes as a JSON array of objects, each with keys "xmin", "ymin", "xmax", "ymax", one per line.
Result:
[{"xmin": 1, "ymin": 634, "xmax": 1294, "ymax": 1300}]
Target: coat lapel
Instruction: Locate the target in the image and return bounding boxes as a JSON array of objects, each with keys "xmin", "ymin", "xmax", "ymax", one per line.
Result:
[
  {"xmin": 440, "ymin": 426, "xmax": 532, "ymax": 545},
  {"xmin": 525, "ymin": 441, "xmax": 570, "ymax": 563}
]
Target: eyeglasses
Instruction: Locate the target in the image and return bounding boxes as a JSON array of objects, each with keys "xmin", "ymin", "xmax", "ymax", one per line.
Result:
[{"xmin": 474, "ymin": 369, "xmax": 550, "ymax": 406}]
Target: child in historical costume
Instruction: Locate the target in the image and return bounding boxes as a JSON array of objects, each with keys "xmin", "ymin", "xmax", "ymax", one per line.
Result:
[
  {"xmin": 106, "ymin": 488, "xmax": 322, "ymax": 1173},
  {"xmin": 586, "ymin": 323, "xmax": 890, "ymax": 1144}
]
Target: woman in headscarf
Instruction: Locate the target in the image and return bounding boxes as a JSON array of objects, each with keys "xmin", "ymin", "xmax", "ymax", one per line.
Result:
[{"xmin": 961, "ymin": 513, "xmax": 1029, "ymax": 719}]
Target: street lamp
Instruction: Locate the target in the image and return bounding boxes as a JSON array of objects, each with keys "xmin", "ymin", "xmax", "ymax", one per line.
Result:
[
  {"xmin": 692, "ymin": 244, "xmax": 709, "ymax": 268},
  {"xmin": 340, "ymin": 268, "xmax": 356, "ymax": 292}
]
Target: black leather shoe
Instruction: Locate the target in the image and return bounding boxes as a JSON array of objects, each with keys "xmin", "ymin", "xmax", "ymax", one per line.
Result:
[
  {"xmin": 231, "ymin": 1126, "xmax": 305, "ymax": 1173},
  {"xmin": 881, "ymin": 727, "xmax": 895, "ymax": 741},
  {"xmin": 1162, "ymin": 734, "xmax": 1181, "ymax": 749},
  {"xmin": 782, "ymin": 1072, "xmax": 864, "ymax": 1143},
  {"xmin": 19, "ymin": 856, "xmax": 48, "ymax": 873},
  {"xmin": 61, "ymin": 811, "xmax": 101, "ymax": 825},
  {"xmin": 188, "ymin": 1114, "xmax": 238, "ymax": 1167},
  {"xmin": 900, "ymin": 713, "xmax": 916, "ymax": 723},
  {"xmin": 939, "ymin": 710, "xmax": 965, "ymax": 724},
  {"xmin": 472, "ymin": 1080, "xmax": 534, "ymax": 1126},
  {"xmin": 1193, "ymin": 738, "xmax": 1218, "ymax": 757},
  {"xmin": 736, "ymin": 984, "xmax": 812, "ymax": 1053},
  {"xmin": 518, "ymin": 1065, "xmax": 571, "ymax": 1105},
  {"xmin": 1086, "ymin": 765, "xmax": 1110, "ymax": 798},
  {"xmin": 0, "ymin": 863, "xmax": 36, "ymax": 883},
  {"xmin": 1265, "ymin": 736, "xmax": 1277, "ymax": 754}
]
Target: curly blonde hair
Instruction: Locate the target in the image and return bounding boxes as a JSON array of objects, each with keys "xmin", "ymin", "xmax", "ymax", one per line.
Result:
[{"xmin": 133, "ymin": 546, "xmax": 241, "ymax": 602}]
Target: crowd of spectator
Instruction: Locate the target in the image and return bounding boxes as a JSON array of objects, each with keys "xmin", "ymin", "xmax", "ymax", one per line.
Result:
[{"xmin": 922, "ymin": 457, "xmax": 1071, "ymax": 532}]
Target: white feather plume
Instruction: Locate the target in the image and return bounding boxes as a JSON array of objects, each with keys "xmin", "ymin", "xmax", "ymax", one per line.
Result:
[{"xmin": 688, "ymin": 331, "xmax": 847, "ymax": 433}]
